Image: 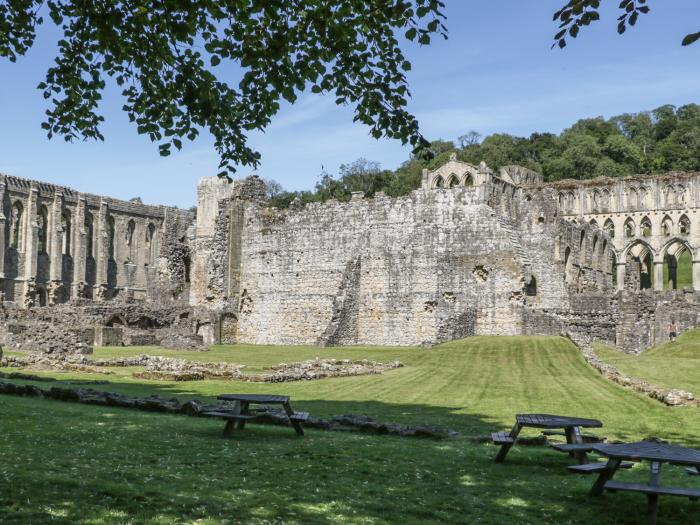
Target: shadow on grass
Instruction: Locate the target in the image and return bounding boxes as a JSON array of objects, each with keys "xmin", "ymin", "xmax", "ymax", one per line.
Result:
[{"xmin": 1, "ymin": 394, "xmax": 700, "ymax": 524}]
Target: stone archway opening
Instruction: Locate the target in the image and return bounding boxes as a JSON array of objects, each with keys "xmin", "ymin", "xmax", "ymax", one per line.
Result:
[{"xmin": 663, "ymin": 243, "xmax": 692, "ymax": 290}]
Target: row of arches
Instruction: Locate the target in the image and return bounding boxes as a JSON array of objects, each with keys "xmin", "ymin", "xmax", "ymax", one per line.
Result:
[
  {"xmin": 591, "ymin": 214, "xmax": 693, "ymax": 240},
  {"xmin": 615, "ymin": 238, "xmax": 695, "ymax": 291},
  {"xmin": 558, "ymin": 183, "xmax": 691, "ymax": 215},
  {"xmin": 432, "ymin": 171, "xmax": 474, "ymax": 189}
]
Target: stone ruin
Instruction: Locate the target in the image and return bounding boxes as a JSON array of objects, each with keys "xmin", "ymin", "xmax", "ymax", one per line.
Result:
[{"xmin": 2, "ymin": 155, "xmax": 700, "ymax": 357}]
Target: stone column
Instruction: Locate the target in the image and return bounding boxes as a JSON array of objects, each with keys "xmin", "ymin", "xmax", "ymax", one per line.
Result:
[
  {"xmin": 49, "ymin": 191, "xmax": 63, "ymax": 282},
  {"xmin": 23, "ymin": 186, "xmax": 38, "ymax": 281},
  {"xmin": 693, "ymin": 260, "xmax": 700, "ymax": 292},
  {"xmin": 73, "ymin": 197, "xmax": 87, "ymax": 297},
  {"xmin": 95, "ymin": 200, "xmax": 109, "ymax": 299},
  {"xmin": 615, "ymin": 262, "xmax": 626, "ymax": 292},
  {"xmin": 0, "ymin": 180, "xmax": 7, "ymax": 278},
  {"xmin": 653, "ymin": 261, "xmax": 664, "ymax": 291}
]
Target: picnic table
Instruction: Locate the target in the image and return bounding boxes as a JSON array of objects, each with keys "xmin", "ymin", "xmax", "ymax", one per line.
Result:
[
  {"xmin": 205, "ymin": 394, "xmax": 309, "ymax": 437},
  {"xmin": 584, "ymin": 441, "xmax": 700, "ymax": 524},
  {"xmin": 492, "ymin": 413, "xmax": 603, "ymax": 463}
]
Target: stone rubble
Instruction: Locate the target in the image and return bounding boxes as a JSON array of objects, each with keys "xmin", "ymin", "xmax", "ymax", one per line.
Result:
[{"xmin": 253, "ymin": 358, "xmax": 404, "ymax": 383}]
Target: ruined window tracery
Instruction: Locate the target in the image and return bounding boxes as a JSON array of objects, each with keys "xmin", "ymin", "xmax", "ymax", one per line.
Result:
[
  {"xmin": 37, "ymin": 206, "xmax": 48, "ymax": 253},
  {"xmin": 107, "ymin": 215, "xmax": 115, "ymax": 259},
  {"xmin": 463, "ymin": 173, "xmax": 474, "ymax": 186},
  {"xmin": 680, "ymin": 215, "xmax": 691, "ymax": 235},
  {"xmin": 85, "ymin": 213, "xmax": 94, "ymax": 258},
  {"xmin": 628, "ymin": 187, "xmax": 638, "ymax": 210},
  {"xmin": 604, "ymin": 219, "xmax": 615, "ymax": 238},
  {"xmin": 624, "ymin": 218, "xmax": 635, "ymax": 238},
  {"xmin": 640, "ymin": 217, "xmax": 652, "ymax": 237},
  {"xmin": 146, "ymin": 223, "xmax": 156, "ymax": 264}
]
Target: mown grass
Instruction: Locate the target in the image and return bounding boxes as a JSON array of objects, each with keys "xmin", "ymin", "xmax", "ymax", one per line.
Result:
[
  {"xmin": 1, "ymin": 335, "xmax": 700, "ymax": 524},
  {"xmin": 595, "ymin": 328, "xmax": 700, "ymax": 393}
]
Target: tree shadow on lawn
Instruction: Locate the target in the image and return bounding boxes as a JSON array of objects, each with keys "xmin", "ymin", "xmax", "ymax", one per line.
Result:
[{"xmin": 1, "ymin": 395, "xmax": 700, "ymax": 525}]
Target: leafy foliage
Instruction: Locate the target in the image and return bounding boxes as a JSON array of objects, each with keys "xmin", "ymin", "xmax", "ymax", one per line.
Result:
[
  {"xmin": 266, "ymin": 103, "xmax": 700, "ymax": 207},
  {"xmin": 553, "ymin": 0, "xmax": 698, "ymax": 48},
  {"xmin": 0, "ymin": 1, "xmax": 447, "ymax": 177}
]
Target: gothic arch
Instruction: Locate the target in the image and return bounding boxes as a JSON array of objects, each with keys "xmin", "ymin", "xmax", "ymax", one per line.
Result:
[
  {"xmin": 679, "ymin": 214, "xmax": 691, "ymax": 235},
  {"xmin": 620, "ymin": 239, "xmax": 655, "ymax": 264},
  {"xmin": 462, "ymin": 172, "xmax": 474, "ymax": 186},
  {"xmin": 603, "ymin": 218, "xmax": 615, "ymax": 238},
  {"xmin": 640, "ymin": 216, "xmax": 652, "ymax": 237},
  {"xmin": 446, "ymin": 173, "xmax": 459, "ymax": 188},
  {"xmin": 661, "ymin": 215, "xmax": 673, "ymax": 237},
  {"xmin": 9, "ymin": 200, "xmax": 23, "ymax": 250},
  {"xmin": 624, "ymin": 217, "xmax": 636, "ymax": 239}
]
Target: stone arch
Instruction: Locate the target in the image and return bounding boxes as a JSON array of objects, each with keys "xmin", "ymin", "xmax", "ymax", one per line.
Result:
[
  {"xmin": 628, "ymin": 187, "xmax": 638, "ymax": 210},
  {"xmin": 567, "ymin": 192, "xmax": 576, "ymax": 213},
  {"xmin": 679, "ymin": 214, "xmax": 691, "ymax": 235},
  {"xmin": 558, "ymin": 192, "xmax": 565, "ymax": 209},
  {"xmin": 603, "ymin": 218, "xmax": 615, "ymax": 238},
  {"xmin": 433, "ymin": 175, "xmax": 445, "ymax": 189},
  {"xmin": 661, "ymin": 238, "xmax": 693, "ymax": 290},
  {"xmin": 591, "ymin": 189, "xmax": 601, "ymax": 212},
  {"xmin": 601, "ymin": 189, "xmax": 611, "ymax": 211},
  {"xmin": 624, "ymin": 217, "xmax": 636, "ymax": 239},
  {"xmin": 676, "ymin": 184, "xmax": 688, "ymax": 206},
  {"xmin": 579, "ymin": 229, "xmax": 586, "ymax": 252},
  {"xmin": 462, "ymin": 172, "xmax": 474, "ymax": 186},
  {"xmin": 591, "ymin": 235, "xmax": 599, "ymax": 268},
  {"xmin": 640, "ymin": 216, "xmax": 652, "ymax": 237},
  {"xmin": 622, "ymin": 239, "xmax": 655, "ymax": 290},
  {"xmin": 61, "ymin": 209, "xmax": 72, "ymax": 256},
  {"xmin": 663, "ymin": 184, "xmax": 675, "ymax": 206},
  {"xmin": 445, "ymin": 173, "xmax": 459, "ymax": 188},
  {"xmin": 589, "ymin": 219, "xmax": 598, "ymax": 228},
  {"xmin": 126, "ymin": 219, "xmax": 136, "ymax": 263},
  {"xmin": 639, "ymin": 186, "xmax": 650, "ymax": 208},
  {"xmin": 37, "ymin": 205, "xmax": 48, "ymax": 254},
  {"xmin": 564, "ymin": 246, "xmax": 573, "ymax": 284},
  {"xmin": 106, "ymin": 313, "xmax": 126, "ymax": 327},
  {"xmin": 661, "ymin": 215, "xmax": 673, "ymax": 237},
  {"xmin": 145, "ymin": 222, "xmax": 156, "ymax": 264}
]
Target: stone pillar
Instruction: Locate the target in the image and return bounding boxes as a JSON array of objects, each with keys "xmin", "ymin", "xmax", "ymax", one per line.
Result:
[
  {"xmin": 615, "ymin": 262, "xmax": 626, "ymax": 292},
  {"xmin": 23, "ymin": 186, "xmax": 38, "ymax": 281},
  {"xmin": 49, "ymin": 192, "xmax": 63, "ymax": 282},
  {"xmin": 0, "ymin": 180, "xmax": 7, "ymax": 278},
  {"xmin": 73, "ymin": 197, "xmax": 87, "ymax": 297},
  {"xmin": 653, "ymin": 261, "xmax": 664, "ymax": 291},
  {"xmin": 95, "ymin": 201, "xmax": 109, "ymax": 299},
  {"xmin": 693, "ymin": 260, "xmax": 700, "ymax": 292}
]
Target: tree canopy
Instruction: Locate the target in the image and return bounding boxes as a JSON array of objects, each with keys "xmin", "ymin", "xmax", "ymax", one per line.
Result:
[
  {"xmin": 267, "ymin": 103, "xmax": 700, "ymax": 208},
  {"xmin": 0, "ymin": 0, "xmax": 447, "ymax": 176},
  {"xmin": 553, "ymin": 0, "xmax": 699, "ymax": 48}
]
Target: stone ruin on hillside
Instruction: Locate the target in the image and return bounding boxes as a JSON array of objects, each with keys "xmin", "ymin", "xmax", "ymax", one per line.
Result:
[{"xmin": 1, "ymin": 154, "xmax": 700, "ymax": 356}]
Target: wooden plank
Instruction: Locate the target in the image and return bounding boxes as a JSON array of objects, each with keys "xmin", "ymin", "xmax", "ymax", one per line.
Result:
[
  {"xmin": 491, "ymin": 431, "xmax": 515, "ymax": 445},
  {"xmin": 283, "ymin": 402, "xmax": 305, "ymax": 436},
  {"xmin": 203, "ymin": 411, "xmax": 256, "ymax": 420},
  {"xmin": 605, "ymin": 481, "xmax": 700, "ymax": 499},
  {"xmin": 590, "ymin": 458, "xmax": 623, "ymax": 496}
]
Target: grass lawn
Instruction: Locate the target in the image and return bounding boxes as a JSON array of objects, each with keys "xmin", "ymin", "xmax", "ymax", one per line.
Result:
[
  {"xmin": 595, "ymin": 329, "xmax": 700, "ymax": 393},
  {"xmin": 1, "ymin": 336, "xmax": 700, "ymax": 524}
]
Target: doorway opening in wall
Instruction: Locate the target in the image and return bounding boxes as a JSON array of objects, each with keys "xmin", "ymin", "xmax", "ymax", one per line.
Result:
[
  {"xmin": 37, "ymin": 288, "xmax": 47, "ymax": 307},
  {"xmin": 664, "ymin": 245, "xmax": 692, "ymax": 290}
]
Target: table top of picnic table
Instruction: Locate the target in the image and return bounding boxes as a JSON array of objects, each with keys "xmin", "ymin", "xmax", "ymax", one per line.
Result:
[
  {"xmin": 591, "ymin": 441, "xmax": 700, "ymax": 466},
  {"xmin": 217, "ymin": 394, "xmax": 290, "ymax": 404},
  {"xmin": 516, "ymin": 413, "xmax": 603, "ymax": 429}
]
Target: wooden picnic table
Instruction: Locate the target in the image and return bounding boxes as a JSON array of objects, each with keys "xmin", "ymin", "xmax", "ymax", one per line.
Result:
[
  {"xmin": 205, "ymin": 394, "xmax": 308, "ymax": 437},
  {"xmin": 492, "ymin": 413, "xmax": 603, "ymax": 463},
  {"xmin": 586, "ymin": 441, "xmax": 700, "ymax": 524}
]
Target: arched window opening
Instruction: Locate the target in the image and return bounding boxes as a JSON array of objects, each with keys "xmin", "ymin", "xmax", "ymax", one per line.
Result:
[
  {"xmin": 604, "ymin": 219, "xmax": 615, "ymax": 238},
  {"xmin": 85, "ymin": 213, "xmax": 94, "ymax": 258},
  {"xmin": 126, "ymin": 219, "xmax": 136, "ymax": 262},
  {"xmin": 610, "ymin": 251, "xmax": 618, "ymax": 289},
  {"xmin": 434, "ymin": 177, "xmax": 444, "ymax": 189},
  {"xmin": 37, "ymin": 206, "xmax": 48, "ymax": 253},
  {"xmin": 628, "ymin": 188, "xmax": 638, "ymax": 210},
  {"xmin": 525, "ymin": 276, "xmax": 537, "ymax": 296},
  {"xmin": 640, "ymin": 217, "xmax": 652, "ymax": 237},
  {"xmin": 10, "ymin": 201, "xmax": 23, "ymax": 249},
  {"xmin": 145, "ymin": 223, "xmax": 156, "ymax": 264},
  {"xmin": 589, "ymin": 219, "xmax": 598, "ymax": 228},
  {"xmin": 624, "ymin": 218, "xmax": 635, "ymax": 239},
  {"xmin": 579, "ymin": 230, "xmax": 586, "ymax": 251},
  {"xmin": 107, "ymin": 216, "xmax": 115, "ymax": 259},
  {"xmin": 680, "ymin": 215, "xmax": 691, "ymax": 235},
  {"xmin": 564, "ymin": 247, "xmax": 572, "ymax": 284},
  {"xmin": 591, "ymin": 236, "xmax": 599, "ymax": 267},
  {"xmin": 661, "ymin": 216, "xmax": 673, "ymax": 237},
  {"xmin": 61, "ymin": 210, "xmax": 71, "ymax": 256},
  {"xmin": 664, "ymin": 245, "xmax": 692, "ymax": 290},
  {"xmin": 447, "ymin": 174, "xmax": 459, "ymax": 188}
]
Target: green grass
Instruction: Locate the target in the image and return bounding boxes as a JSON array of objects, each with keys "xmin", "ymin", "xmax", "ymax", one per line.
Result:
[
  {"xmin": 595, "ymin": 329, "xmax": 700, "ymax": 393},
  {"xmin": 2, "ymin": 336, "xmax": 700, "ymax": 524}
]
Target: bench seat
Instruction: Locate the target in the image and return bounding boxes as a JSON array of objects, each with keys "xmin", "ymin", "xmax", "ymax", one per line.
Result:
[
  {"xmin": 568, "ymin": 462, "xmax": 633, "ymax": 474},
  {"xmin": 491, "ymin": 431, "xmax": 515, "ymax": 445},
  {"xmin": 289, "ymin": 411, "xmax": 310, "ymax": 422},
  {"xmin": 203, "ymin": 411, "xmax": 257, "ymax": 420},
  {"xmin": 687, "ymin": 467, "xmax": 700, "ymax": 476},
  {"xmin": 605, "ymin": 480, "xmax": 700, "ymax": 500},
  {"xmin": 551, "ymin": 443, "xmax": 596, "ymax": 453}
]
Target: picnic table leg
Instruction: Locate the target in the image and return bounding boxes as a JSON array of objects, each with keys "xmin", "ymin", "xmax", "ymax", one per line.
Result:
[
  {"xmin": 565, "ymin": 426, "xmax": 588, "ymax": 464},
  {"xmin": 237, "ymin": 401, "xmax": 250, "ymax": 430},
  {"xmin": 283, "ymin": 402, "xmax": 304, "ymax": 436},
  {"xmin": 495, "ymin": 423, "xmax": 522, "ymax": 463},
  {"xmin": 589, "ymin": 458, "xmax": 622, "ymax": 497},
  {"xmin": 646, "ymin": 462, "xmax": 661, "ymax": 525},
  {"xmin": 223, "ymin": 400, "xmax": 242, "ymax": 438}
]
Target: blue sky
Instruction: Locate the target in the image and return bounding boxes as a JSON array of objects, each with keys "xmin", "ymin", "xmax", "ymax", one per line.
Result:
[{"xmin": 1, "ymin": 1, "xmax": 699, "ymax": 208}]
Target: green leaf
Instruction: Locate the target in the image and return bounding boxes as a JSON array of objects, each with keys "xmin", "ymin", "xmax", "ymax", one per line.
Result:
[{"xmin": 682, "ymin": 32, "xmax": 700, "ymax": 46}]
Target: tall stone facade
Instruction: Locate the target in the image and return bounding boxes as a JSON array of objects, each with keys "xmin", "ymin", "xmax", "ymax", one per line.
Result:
[{"xmin": 3, "ymin": 158, "xmax": 700, "ymax": 354}]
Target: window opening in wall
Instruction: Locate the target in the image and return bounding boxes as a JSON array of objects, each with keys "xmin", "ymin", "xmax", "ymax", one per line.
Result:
[
  {"xmin": 610, "ymin": 251, "xmax": 617, "ymax": 288},
  {"xmin": 624, "ymin": 218, "xmax": 635, "ymax": 238},
  {"xmin": 664, "ymin": 246, "xmax": 692, "ymax": 290},
  {"xmin": 447, "ymin": 174, "xmax": 459, "ymax": 188},
  {"xmin": 85, "ymin": 213, "xmax": 94, "ymax": 258},
  {"xmin": 641, "ymin": 217, "xmax": 652, "ymax": 237},
  {"xmin": 661, "ymin": 216, "xmax": 673, "ymax": 237},
  {"xmin": 10, "ymin": 201, "xmax": 22, "ymax": 249},
  {"xmin": 564, "ymin": 247, "xmax": 572, "ymax": 284},
  {"xmin": 464, "ymin": 174, "xmax": 474, "ymax": 187},
  {"xmin": 37, "ymin": 206, "xmax": 48, "ymax": 253},
  {"xmin": 604, "ymin": 219, "xmax": 615, "ymax": 238},
  {"xmin": 107, "ymin": 216, "xmax": 115, "ymax": 259},
  {"xmin": 126, "ymin": 219, "xmax": 135, "ymax": 262},
  {"xmin": 525, "ymin": 276, "xmax": 537, "ymax": 296},
  {"xmin": 434, "ymin": 177, "xmax": 444, "ymax": 189},
  {"xmin": 680, "ymin": 215, "xmax": 691, "ymax": 235},
  {"xmin": 61, "ymin": 211, "xmax": 71, "ymax": 256}
]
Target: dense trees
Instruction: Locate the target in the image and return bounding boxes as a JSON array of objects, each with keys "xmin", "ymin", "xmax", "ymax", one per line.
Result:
[
  {"xmin": 0, "ymin": 1, "xmax": 446, "ymax": 176},
  {"xmin": 268, "ymin": 103, "xmax": 700, "ymax": 207}
]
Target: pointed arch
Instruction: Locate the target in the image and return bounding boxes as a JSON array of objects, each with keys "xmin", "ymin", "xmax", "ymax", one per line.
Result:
[
  {"xmin": 462, "ymin": 172, "xmax": 474, "ymax": 186},
  {"xmin": 446, "ymin": 173, "xmax": 459, "ymax": 188},
  {"xmin": 61, "ymin": 209, "xmax": 72, "ymax": 256},
  {"xmin": 624, "ymin": 217, "xmax": 636, "ymax": 239},
  {"xmin": 661, "ymin": 238, "xmax": 693, "ymax": 290},
  {"xmin": 589, "ymin": 219, "xmax": 599, "ymax": 228},
  {"xmin": 564, "ymin": 246, "xmax": 572, "ymax": 284},
  {"xmin": 661, "ymin": 215, "xmax": 673, "ymax": 237},
  {"xmin": 640, "ymin": 216, "xmax": 652, "ymax": 238},
  {"xmin": 603, "ymin": 218, "xmax": 615, "ymax": 238},
  {"xmin": 10, "ymin": 200, "xmax": 23, "ymax": 250},
  {"xmin": 628, "ymin": 187, "xmax": 638, "ymax": 210},
  {"xmin": 37, "ymin": 205, "xmax": 48, "ymax": 254},
  {"xmin": 679, "ymin": 214, "xmax": 691, "ymax": 235}
]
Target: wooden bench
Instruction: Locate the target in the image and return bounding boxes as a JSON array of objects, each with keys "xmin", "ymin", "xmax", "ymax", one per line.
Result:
[
  {"xmin": 605, "ymin": 480, "xmax": 700, "ymax": 501},
  {"xmin": 491, "ymin": 431, "xmax": 515, "ymax": 445},
  {"xmin": 289, "ymin": 411, "xmax": 310, "ymax": 422},
  {"xmin": 567, "ymin": 461, "xmax": 633, "ymax": 474},
  {"xmin": 203, "ymin": 411, "xmax": 258, "ymax": 437}
]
